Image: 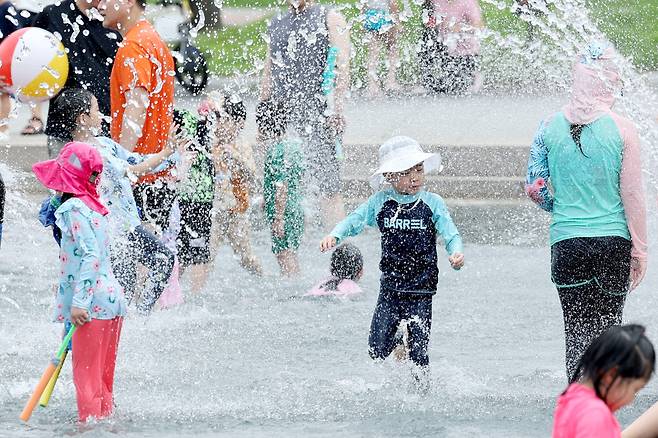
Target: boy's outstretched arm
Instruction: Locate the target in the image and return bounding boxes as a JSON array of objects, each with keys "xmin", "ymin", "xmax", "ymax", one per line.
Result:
[{"xmin": 319, "ymin": 193, "xmax": 383, "ymax": 251}]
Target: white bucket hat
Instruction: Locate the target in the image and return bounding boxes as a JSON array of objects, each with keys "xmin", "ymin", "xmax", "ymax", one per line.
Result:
[{"xmin": 369, "ymin": 136, "xmax": 443, "ymax": 189}]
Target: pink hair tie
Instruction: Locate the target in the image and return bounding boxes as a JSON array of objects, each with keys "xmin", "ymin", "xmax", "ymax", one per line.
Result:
[{"xmin": 197, "ymin": 100, "xmax": 214, "ymax": 117}]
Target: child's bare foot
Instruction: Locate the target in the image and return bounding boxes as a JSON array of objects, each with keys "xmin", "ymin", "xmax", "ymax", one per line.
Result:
[
  {"xmin": 392, "ymin": 343, "xmax": 408, "ymax": 361},
  {"xmin": 366, "ymin": 83, "xmax": 384, "ymax": 98},
  {"xmin": 385, "ymin": 81, "xmax": 403, "ymax": 94},
  {"xmin": 392, "ymin": 321, "xmax": 409, "ymax": 362}
]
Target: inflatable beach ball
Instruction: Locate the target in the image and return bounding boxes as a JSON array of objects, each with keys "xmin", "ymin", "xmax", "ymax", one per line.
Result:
[{"xmin": 0, "ymin": 27, "xmax": 68, "ymax": 102}]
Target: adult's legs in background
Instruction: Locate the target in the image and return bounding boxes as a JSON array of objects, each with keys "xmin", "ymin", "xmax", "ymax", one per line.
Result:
[
  {"xmin": 366, "ymin": 34, "xmax": 384, "ymax": 96},
  {"xmin": 557, "ymin": 282, "xmax": 625, "ymax": 381},
  {"xmin": 300, "ymin": 117, "xmax": 346, "ymax": 231},
  {"xmin": 383, "ymin": 26, "xmax": 401, "ymax": 91},
  {"xmin": 552, "ymin": 237, "xmax": 631, "ymax": 380}
]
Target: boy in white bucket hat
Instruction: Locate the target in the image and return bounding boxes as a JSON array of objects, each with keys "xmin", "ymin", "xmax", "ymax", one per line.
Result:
[{"xmin": 320, "ymin": 136, "xmax": 464, "ymax": 384}]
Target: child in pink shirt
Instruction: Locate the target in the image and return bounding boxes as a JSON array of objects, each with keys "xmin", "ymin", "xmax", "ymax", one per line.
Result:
[
  {"xmin": 306, "ymin": 243, "xmax": 363, "ymax": 297},
  {"xmin": 553, "ymin": 324, "xmax": 655, "ymax": 438}
]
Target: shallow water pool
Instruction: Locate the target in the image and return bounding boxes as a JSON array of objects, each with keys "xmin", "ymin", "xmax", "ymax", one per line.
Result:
[{"xmin": 1, "ymin": 194, "xmax": 658, "ymax": 438}]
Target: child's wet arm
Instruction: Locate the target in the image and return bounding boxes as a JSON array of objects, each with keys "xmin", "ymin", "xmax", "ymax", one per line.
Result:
[
  {"xmin": 525, "ymin": 122, "xmax": 554, "ymax": 212},
  {"xmin": 128, "ymin": 150, "xmax": 175, "ymax": 176},
  {"xmin": 428, "ymin": 195, "xmax": 463, "ymax": 255},
  {"xmin": 331, "ymin": 196, "xmax": 378, "ymax": 242}
]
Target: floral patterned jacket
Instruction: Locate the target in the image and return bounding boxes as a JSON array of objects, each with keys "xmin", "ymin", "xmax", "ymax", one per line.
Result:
[{"xmin": 53, "ymin": 198, "xmax": 127, "ymax": 323}]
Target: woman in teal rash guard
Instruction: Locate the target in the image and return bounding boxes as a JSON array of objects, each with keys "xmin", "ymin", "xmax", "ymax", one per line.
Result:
[{"xmin": 525, "ymin": 42, "xmax": 647, "ymax": 381}]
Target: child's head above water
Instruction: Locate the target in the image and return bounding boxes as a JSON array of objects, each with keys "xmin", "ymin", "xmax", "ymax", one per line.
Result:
[
  {"xmin": 370, "ymin": 136, "xmax": 443, "ymax": 194},
  {"xmin": 573, "ymin": 324, "xmax": 655, "ymax": 412},
  {"xmin": 198, "ymin": 92, "xmax": 246, "ymax": 144},
  {"xmin": 255, "ymin": 100, "xmax": 287, "ymax": 141},
  {"xmin": 51, "ymin": 88, "xmax": 101, "ymax": 142},
  {"xmin": 320, "ymin": 243, "xmax": 364, "ymax": 291}
]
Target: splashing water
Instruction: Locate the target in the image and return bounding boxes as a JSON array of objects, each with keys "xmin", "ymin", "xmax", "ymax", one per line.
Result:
[
  {"xmin": 1, "ymin": 1, "xmax": 658, "ymax": 437},
  {"xmin": 190, "ymin": 10, "xmax": 205, "ymax": 39},
  {"xmin": 123, "ymin": 57, "xmax": 140, "ymax": 93},
  {"xmin": 60, "ymin": 12, "xmax": 80, "ymax": 43},
  {"xmin": 150, "ymin": 55, "xmax": 165, "ymax": 95}
]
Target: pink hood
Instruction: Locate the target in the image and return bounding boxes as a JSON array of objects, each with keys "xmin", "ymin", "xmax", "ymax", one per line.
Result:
[
  {"xmin": 33, "ymin": 142, "xmax": 109, "ymax": 216},
  {"xmin": 563, "ymin": 43, "xmax": 621, "ymax": 125}
]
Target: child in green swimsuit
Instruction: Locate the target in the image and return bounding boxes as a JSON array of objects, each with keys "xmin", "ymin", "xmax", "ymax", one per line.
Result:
[
  {"xmin": 257, "ymin": 100, "xmax": 305, "ymax": 276},
  {"xmin": 174, "ymin": 108, "xmax": 215, "ymax": 291}
]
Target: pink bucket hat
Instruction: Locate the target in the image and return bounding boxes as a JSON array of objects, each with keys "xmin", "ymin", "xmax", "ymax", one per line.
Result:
[{"xmin": 32, "ymin": 142, "xmax": 109, "ymax": 215}]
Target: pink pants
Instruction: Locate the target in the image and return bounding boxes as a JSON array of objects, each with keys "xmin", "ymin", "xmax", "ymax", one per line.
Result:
[{"xmin": 72, "ymin": 317, "xmax": 123, "ymax": 422}]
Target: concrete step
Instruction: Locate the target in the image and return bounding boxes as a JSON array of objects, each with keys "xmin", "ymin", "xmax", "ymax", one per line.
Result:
[
  {"xmin": 342, "ymin": 176, "xmax": 526, "ymax": 200},
  {"xmin": 1, "ymin": 139, "xmax": 530, "ymax": 199},
  {"xmin": 0, "ymin": 136, "xmax": 48, "ymax": 174},
  {"xmin": 341, "ymin": 143, "xmax": 529, "ymax": 178}
]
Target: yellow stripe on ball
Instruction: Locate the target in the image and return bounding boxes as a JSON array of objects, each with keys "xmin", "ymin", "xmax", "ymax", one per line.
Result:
[{"xmin": 20, "ymin": 49, "xmax": 68, "ymax": 100}]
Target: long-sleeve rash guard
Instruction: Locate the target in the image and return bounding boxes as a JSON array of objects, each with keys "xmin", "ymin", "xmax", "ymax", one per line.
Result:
[
  {"xmin": 525, "ymin": 112, "xmax": 647, "ymax": 261},
  {"xmin": 330, "ymin": 189, "xmax": 462, "ymax": 294}
]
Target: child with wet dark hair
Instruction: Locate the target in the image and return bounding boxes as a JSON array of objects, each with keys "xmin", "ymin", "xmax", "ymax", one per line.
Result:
[
  {"xmin": 172, "ymin": 108, "xmax": 216, "ymax": 292},
  {"xmin": 45, "ymin": 88, "xmax": 178, "ymax": 315},
  {"xmin": 306, "ymin": 243, "xmax": 363, "ymax": 297},
  {"xmin": 553, "ymin": 324, "xmax": 655, "ymax": 438},
  {"xmin": 258, "ymin": 99, "xmax": 305, "ymax": 276}
]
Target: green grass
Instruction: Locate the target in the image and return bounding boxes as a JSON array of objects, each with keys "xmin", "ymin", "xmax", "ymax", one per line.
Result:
[
  {"xmin": 587, "ymin": 0, "xmax": 658, "ymax": 70},
  {"xmin": 196, "ymin": 0, "xmax": 658, "ymax": 78},
  {"xmin": 197, "ymin": 19, "xmax": 268, "ymax": 76}
]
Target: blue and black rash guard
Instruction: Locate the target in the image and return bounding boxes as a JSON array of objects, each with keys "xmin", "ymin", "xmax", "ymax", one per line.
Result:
[{"xmin": 331, "ymin": 189, "xmax": 463, "ymax": 294}]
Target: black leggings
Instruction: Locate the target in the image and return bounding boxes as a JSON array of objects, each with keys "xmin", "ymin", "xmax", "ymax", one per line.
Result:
[
  {"xmin": 369, "ymin": 288, "xmax": 433, "ymax": 367},
  {"xmin": 551, "ymin": 236, "xmax": 631, "ymax": 380},
  {"xmin": 112, "ymin": 225, "xmax": 175, "ymax": 314}
]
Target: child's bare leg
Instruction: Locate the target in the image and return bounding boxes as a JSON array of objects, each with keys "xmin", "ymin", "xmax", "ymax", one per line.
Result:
[
  {"xmin": 384, "ymin": 28, "xmax": 401, "ymax": 91},
  {"xmin": 366, "ymin": 36, "xmax": 384, "ymax": 96},
  {"xmin": 187, "ymin": 263, "xmax": 212, "ymax": 293},
  {"xmin": 392, "ymin": 320, "xmax": 410, "ymax": 361},
  {"xmin": 276, "ymin": 249, "xmax": 299, "ymax": 277},
  {"xmin": 228, "ymin": 217, "xmax": 263, "ymax": 275}
]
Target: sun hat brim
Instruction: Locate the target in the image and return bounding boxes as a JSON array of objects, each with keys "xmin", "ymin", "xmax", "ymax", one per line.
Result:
[
  {"xmin": 369, "ymin": 152, "xmax": 442, "ymax": 190},
  {"xmin": 32, "ymin": 159, "xmax": 83, "ymax": 194}
]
